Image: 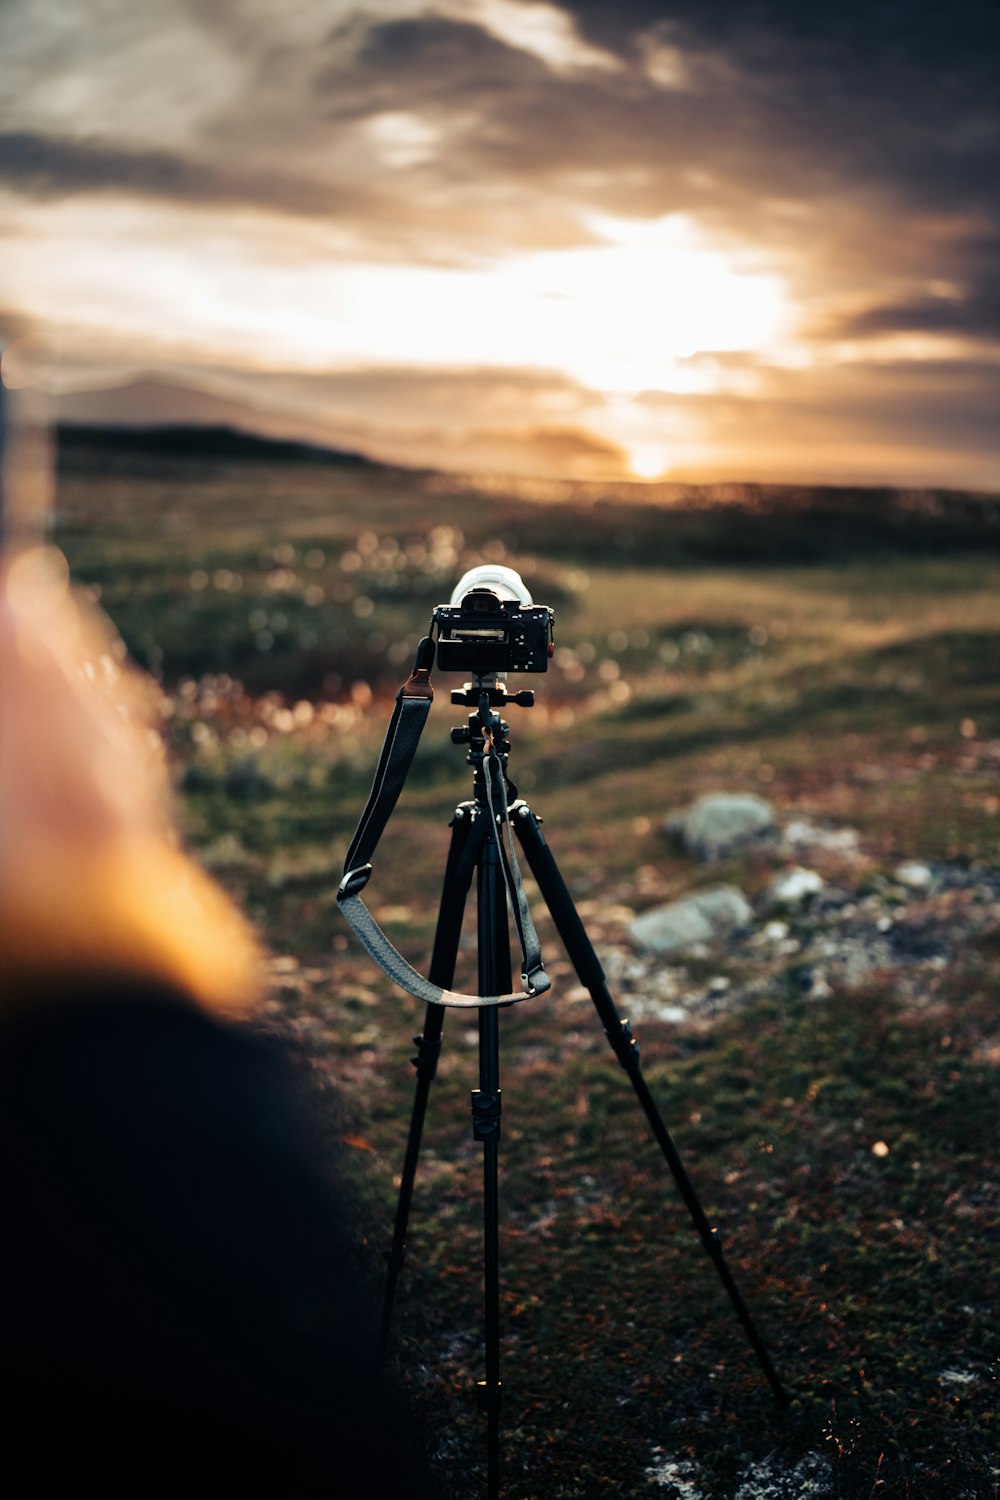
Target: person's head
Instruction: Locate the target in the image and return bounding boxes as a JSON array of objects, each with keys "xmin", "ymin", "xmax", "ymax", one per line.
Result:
[{"xmin": 0, "ymin": 544, "xmax": 262, "ymax": 1015}]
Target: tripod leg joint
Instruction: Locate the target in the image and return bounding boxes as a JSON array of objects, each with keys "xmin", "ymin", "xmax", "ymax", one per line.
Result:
[
  {"xmin": 410, "ymin": 1032, "xmax": 443, "ymax": 1081},
  {"xmin": 607, "ymin": 1017, "xmax": 641, "ymax": 1073},
  {"xmin": 471, "ymin": 1088, "xmax": 502, "ymax": 1142}
]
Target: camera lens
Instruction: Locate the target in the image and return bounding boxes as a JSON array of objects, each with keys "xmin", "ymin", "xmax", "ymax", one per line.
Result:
[{"xmin": 449, "ymin": 565, "xmax": 533, "ymax": 608}]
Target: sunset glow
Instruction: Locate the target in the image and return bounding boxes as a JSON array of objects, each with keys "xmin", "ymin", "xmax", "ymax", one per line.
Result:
[
  {"xmin": 0, "ymin": 202, "xmax": 788, "ymax": 388},
  {"xmin": 495, "ymin": 215, "xmax": 790, "ymax": 393},
  {"xmin": 1, "ymin": 0, "xmax": 996, "ymax": 486}
]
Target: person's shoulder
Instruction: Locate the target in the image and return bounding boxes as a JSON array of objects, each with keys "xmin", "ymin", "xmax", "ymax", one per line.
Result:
[
  {"xmin": 0, "ymin": 974, "xmax": 305, "ymax": 1164},
  {"xmin": 0, "ymin": 972, "xmax": 267, "ymax": 1075}
]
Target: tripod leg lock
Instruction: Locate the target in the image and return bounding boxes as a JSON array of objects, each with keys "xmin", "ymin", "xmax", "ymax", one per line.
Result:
[
  {"xmin": 470, "ymin": 1088, "xmax": 502, "ymax": 1142},
  {"xmin": 475, "ymin": 1380, "xmax": 503, "ymax": 1412},
  {"xmin": 410, "ymin": 1033, "xmax": 443, "ymax": 1081},
  {"xmin": 607, "ymin": 1018, "xmax": 641, "ymax": 1073}
]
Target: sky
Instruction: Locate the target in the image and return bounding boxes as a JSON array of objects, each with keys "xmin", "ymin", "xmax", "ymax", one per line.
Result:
[{"xmin": 1, "ymin": 0, "xmax": 998, "ymax": 486}]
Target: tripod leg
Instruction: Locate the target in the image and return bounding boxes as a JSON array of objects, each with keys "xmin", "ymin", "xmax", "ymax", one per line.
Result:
[
  {"xmin": 474, "ymin": 832, "xmax": 511, "ymax": 1500},
  {"xmin": 380, "ymin": 806, "xmax": 485, "ymax": 1362},
  {"xmin": 512, "ymin": 803, "xmax": 789, "ymax": 1409}
]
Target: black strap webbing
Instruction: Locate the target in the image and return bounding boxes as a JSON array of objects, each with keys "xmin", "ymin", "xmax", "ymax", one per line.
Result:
[{"xmin": 337, "ymin": 641, "xmax": 550, "ymax": 1009}]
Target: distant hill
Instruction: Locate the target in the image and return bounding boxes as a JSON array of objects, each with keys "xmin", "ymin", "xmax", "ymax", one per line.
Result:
[
  {"xmin": 58, "ymin": 376, "xmax": 266, "ymax": 428},
  {"xmin": 50, "ymin": 377, "xmax": 1000, "ymax": 560},
  {"xmin": 55, "ymin": 376, "xmax": 380, "ymax": 468},
  {"xmin": 58, "ymin": 421, "xmax": 379, "ymax": 468}
]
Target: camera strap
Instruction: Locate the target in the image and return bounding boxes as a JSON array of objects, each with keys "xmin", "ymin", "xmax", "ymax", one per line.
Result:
[{"xmin": 337, "ymin": 637, "xmax": 550, "ymax": 1009}]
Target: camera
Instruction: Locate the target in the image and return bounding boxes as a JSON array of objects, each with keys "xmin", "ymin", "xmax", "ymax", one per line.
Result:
[{"xmin": 434, "ymin": 565, "xmax": 554, "ymax": 675}]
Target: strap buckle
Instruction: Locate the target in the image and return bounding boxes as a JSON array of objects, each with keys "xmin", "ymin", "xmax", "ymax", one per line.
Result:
[
  {"xmin": 338, "ymin": 863, "xmax": 373, "ymax": 898},
  {"xmin": 400, "ymin": 666, "xmax": 433, "ymax": 700},
  {"xmin": 399, "ymin": 635, "xmax": 436, "ymax": 700}
]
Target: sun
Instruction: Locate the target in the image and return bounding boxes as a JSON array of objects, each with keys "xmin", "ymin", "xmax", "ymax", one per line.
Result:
[
  {"xmin": 627, "ymin": 444, "xmax": 671, "ymax": 480},
  {"xmin": 491, "ymin": 213, "xmax": 790, "ymax": 394}
]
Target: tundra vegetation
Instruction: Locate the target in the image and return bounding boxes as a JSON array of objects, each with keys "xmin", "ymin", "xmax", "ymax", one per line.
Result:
[{"xmin": 56, "ymin": 430, "xmax": 999, "ymax": 1499}]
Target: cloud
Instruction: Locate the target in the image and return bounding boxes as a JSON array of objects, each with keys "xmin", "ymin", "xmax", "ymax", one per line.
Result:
[
  {"xmin": 190, "ymin": 362, "xmax": 603, "ymax": 446},
  {"xmin": 0, "ymin": 130, "xmax": 363, "ymax": 219},
  {"xmin": 4, "ymin": 2, "xmax": 997, "ymax": 281},
  {"xmin": 3, "ymin": 1, "xmax": 998, "ymax": 485},
  {"xmin": 332, "ymin": 14, "xmax": 546, "ymax": 111},
  {"xmin": 631, "ymin": 354, "xmax": 1000, "ymax": 484},
  {"xmin": 414, "ymin": 421, "xmax": 627, "ymax": 479},
  {"xmin": 295, "ymin": 0, "xmax": 1000, "ymax": 351},
  {"xmin": 834, "ymin": 290, "xmax": 1000, "ymax": 343}
]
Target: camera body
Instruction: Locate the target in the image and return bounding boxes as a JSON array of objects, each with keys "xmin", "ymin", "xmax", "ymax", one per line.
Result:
[{"xmin": 434, "ymin": 569, "xmax": 553, "ymax": 675}]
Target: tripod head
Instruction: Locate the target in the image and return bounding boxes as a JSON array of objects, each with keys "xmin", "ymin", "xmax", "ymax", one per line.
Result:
[
  {"xmin": 449, "ymin": 679, "xmax": 535, "ymax": 709},
  {"xmin": 448, "ymin": 674, "xmax": 532, "ymax": 802}
]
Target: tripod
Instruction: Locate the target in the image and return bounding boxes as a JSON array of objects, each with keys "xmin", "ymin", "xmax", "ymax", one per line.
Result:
[{"xmin": 343, "ymin": 671, "xmax": 787, "ymax": 1500}]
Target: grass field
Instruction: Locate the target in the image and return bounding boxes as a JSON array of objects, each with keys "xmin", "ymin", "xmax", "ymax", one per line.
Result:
[{"xmin": 55, "ymin": 434, "xmax": 1000, "ymax": 1498}]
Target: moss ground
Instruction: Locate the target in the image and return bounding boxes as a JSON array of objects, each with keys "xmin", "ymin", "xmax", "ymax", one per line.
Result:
[{"xmin": 55, "ymin": 444, "xmax": 1000, "ymax": 1497}]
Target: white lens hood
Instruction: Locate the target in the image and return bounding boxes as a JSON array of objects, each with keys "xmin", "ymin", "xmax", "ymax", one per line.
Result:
[{"xmin": 449, "ymin": 564, "xmax": 533, "ymax": 607}]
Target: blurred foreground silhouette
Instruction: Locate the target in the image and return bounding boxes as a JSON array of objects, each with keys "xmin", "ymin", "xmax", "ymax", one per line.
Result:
[{"xmin": 0, "ymin": 546, "xmax": 433, "ymax": 1495}]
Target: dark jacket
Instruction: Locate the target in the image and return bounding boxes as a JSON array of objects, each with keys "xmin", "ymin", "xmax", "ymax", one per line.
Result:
[{"xmin": 0, "ymin": 978, "xmax": 429, "ymax": 1496}]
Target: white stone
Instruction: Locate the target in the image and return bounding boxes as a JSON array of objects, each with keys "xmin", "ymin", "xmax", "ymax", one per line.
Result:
[
  {"xmin": 733, "ymin": 1453, "xmax": 835, "ymax": 1499},
  {"xmin": 767, "ymin": 866, "xmax": 825, "ymax": 906},
  {"xmin": 645, "ymin": 1452, "xmax": 705, "ymax": 1498},
  {"xmin": 784, "ymin": 818, "xmax": 860, "ymax": 855},
  {"xmin": 648, "ymin": 1003, "xmax": 691, "ymax": 1024},
  {"xmin": 667, "ymin": 793, "xmax": 776, "ymax": 861},
  {"xmin": 629, "ymin": 886, "xmax": 754, "ymax": 954},
  {"xmin": 895, "ymin": 861, "xmax": 934, "ymax": 889}
]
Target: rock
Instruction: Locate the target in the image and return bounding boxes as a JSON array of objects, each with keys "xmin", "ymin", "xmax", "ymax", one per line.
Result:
[
  {"xmin": 629, "ymin": 886, "xmax": 754, "ymax": 954},
  {"xmin": 895, "ymin": 860, "xmax": 933, "ymax": 889},
  {"xmin": 767, "ymin": 866, "xmax": 825, "ymax": 907},
  {"xmin": 784, "ymin": 818, "xmax": 860, "ymax": 857},
  {"xmin": 667, "ymin": 793, "xmax": 776, "ymax": 861},
  {"xmin": 732, "ymin": 1451, "xmax": 835, "ymax": 1499},
  {"xmin": 807, "ymin": 971, "xmax": 833, "ymax": 1001},
  {"xmin": 645, "ymin": 1003, "xmax": 691, "ymax": 1024}
]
